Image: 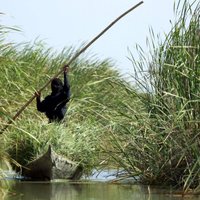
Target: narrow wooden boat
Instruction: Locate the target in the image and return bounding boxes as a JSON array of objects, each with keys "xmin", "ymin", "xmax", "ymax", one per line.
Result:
[{"xmin": 21, "ymin": 145, "xmax": 83, "ymax": 181}]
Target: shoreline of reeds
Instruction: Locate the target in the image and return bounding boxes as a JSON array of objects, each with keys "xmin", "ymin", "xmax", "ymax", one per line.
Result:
[
  {"xmin": 106, "ymin": 0, "xmax": 200, "ymax": 193},
  {"xmin": 0, "ymin": 0, "xmax": 200, "ymax": 194}
]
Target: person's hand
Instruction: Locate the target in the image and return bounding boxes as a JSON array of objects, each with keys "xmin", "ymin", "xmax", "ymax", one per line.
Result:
[
  {"xmin": 35, "ymin": 91, "xmax": 41, "ymax": 98},
  {"xmin": 63, "ymin": 65, "xmax": 69, "ymax": 73}
]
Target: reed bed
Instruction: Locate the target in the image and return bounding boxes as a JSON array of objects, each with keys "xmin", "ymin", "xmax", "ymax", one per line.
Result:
[
  {"xmin": 0, "ymin": 0, "xmax": 200, "ymax": 194},
  {"xmin": 0, "ymin": 28, "xmax": 140, "ymax": 177},
  {"xmin": 105, "ymin": 0, "xmax": 200, "ymax": 193}
]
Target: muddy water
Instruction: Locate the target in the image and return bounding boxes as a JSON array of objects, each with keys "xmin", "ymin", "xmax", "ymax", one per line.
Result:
[{"xmin": 4, "ymin": 170, "xmax": 200, "ymax": 200}]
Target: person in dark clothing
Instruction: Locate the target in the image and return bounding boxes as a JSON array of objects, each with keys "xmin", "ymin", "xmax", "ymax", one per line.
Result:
[{"xmin": 35, "ymin": 65, "xmax": 70, "ymax": 123}]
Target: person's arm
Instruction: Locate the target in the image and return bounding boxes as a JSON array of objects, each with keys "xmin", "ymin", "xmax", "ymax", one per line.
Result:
[
  {"xmin": 63, "ymin": 65, "xmax": 70, "ymax": 101},
  {"xmin": 35, "ymin": 91, "xmax": 46, "ymax": 112},
  {"xmin": 63, "ymin": 65, "xmax": 70, "ymax": 90}
]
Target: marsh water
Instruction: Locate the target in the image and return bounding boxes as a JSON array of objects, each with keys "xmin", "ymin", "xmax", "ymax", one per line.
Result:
[{"xmin": 4, "ymin": 170, "xmax": 200, "ymax": 200}]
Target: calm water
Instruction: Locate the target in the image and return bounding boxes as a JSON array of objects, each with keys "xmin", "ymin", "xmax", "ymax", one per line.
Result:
[
  {"xmin": 5, "ymin": 181, "xmax": 200, "ymax": 200},
  {"xmin": 4, "ymin": 170, "xmax": 200, "ymax": 200}
]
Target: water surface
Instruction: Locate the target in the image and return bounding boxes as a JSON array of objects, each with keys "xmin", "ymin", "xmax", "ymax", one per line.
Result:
[
  {"xmin": 5, "ymin": 180, "xmax": 200, "ymax": 200},
  {"xmin": 4, "ymin": 170, "xmax": 200, "ymax": 200}
]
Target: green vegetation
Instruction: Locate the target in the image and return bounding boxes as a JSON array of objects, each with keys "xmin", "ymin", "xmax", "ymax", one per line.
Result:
[
  {"xmin": 106, "ymin": 0, "xmax": 200, "ymax": 193},
  {"xmin": 0, "ymin": 35, "xmax": 140, "ymax": 174},
  {"xmin": 0, "ymin": 0, "xmax": 200, "ymax": 194}
]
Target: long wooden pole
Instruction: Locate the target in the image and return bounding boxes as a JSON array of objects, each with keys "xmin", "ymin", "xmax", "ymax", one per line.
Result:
[{"xmin": 0, "ymin": 1, "xmax": 143, "ymax": 134}]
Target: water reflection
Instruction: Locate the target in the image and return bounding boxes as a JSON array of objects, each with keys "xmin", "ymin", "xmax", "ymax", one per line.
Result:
[{"xmin": 5, "ymin": 181, "xmax": 200, "ymax": 200}]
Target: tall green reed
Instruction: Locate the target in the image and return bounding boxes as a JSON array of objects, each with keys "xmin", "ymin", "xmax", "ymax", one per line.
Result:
[{"xmin": 105, "ymin": 0, "xmax": 200, "ymax": 192}]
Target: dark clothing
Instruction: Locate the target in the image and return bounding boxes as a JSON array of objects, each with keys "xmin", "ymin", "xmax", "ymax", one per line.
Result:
[{"xmin": 36, "ymin": 71, "xmax": 70, "ymax": 122}]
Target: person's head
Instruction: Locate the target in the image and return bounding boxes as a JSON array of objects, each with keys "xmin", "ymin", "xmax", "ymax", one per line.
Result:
[{"xmin": 51, "ymin": 78, "xmax": 63, "ymax": 93}]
